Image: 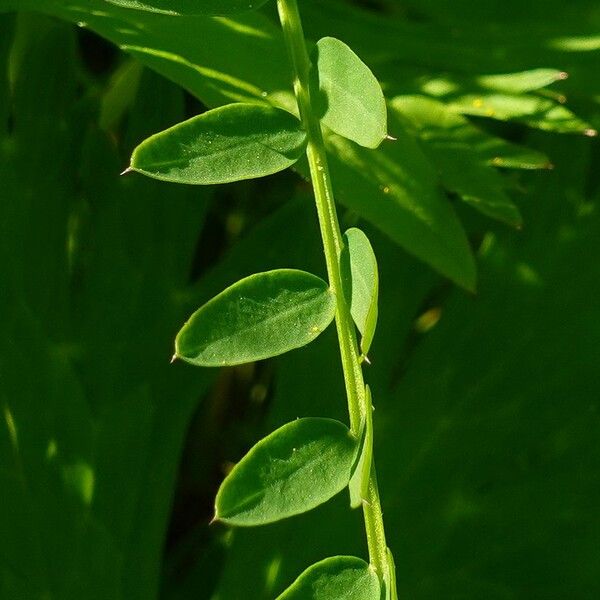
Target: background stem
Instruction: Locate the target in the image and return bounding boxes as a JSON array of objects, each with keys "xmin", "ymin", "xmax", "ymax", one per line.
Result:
[{"xmin": 276, "ymin": 0, "xmax": 391, "ymax": 580}]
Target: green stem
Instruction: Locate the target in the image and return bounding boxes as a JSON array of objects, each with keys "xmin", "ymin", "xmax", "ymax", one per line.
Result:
[{"xmin": 276, "ymin": 0, "xmax": 390, "ymax": 580}]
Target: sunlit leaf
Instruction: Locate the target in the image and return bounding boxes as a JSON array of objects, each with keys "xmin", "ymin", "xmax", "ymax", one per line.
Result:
[
  {"xmin": 175, "ymin": 269, "xmax": 335, "ymax": 367},
  {"xmin": 104, "ymin": 0, "xmax": 271, "ymax": 16},
  {"xmin": 393, "ymin": 95, "xmax": 550, "ymax": 170},
  {"xmin": 451, "ymin": 93, "xmax": 593, "ymax": 134},
  {"xmin": 215, "ymin": 418, "xmax": 358, "ymax": 526},
  {"xmin": 129, "ymin": 103, "xmax": 307, "ymax": 184},
  {"xmin": 312, "ymin": 36, "xmax": 387, "ymax": 148},
  {"xmin": 341, "ymin": 228, "xmax": 379, "ymax": 355},
  {"xmin": 276, "ymin": 556, "xmax": 380, "ymax": 600},
  {"xmin": 476, "ymin": 68, "xmax": 568, "ymax": 93}
]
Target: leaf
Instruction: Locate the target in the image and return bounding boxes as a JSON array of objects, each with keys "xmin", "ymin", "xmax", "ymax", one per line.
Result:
[
  {"xmin": 275, "ymin": 556, "xmax": 381, "ymax": 600},
  {"xmin": 393, "ymin": 95, "xmax": 550, "ymax": 170},
  {"xmin": 341, "ymin": 228, "xmax": 379, "ymax": 355},
  {"xmin": 384, "ymin": 548, "xmax": 398, "ymax": 600},
  {"xmin": 214, "ymin": 418, "xmax": 358, "ymax": 526},
  {"xmin": 349, "ymin": 385, "xmax": 374, "ymax": 508},
  {"xmin": 450, "ymin": 93, "xmax": 593, "ymax": 134},
  {"xmin": 476, "ymin": 68, "xmax": 568, "ymax": 93},
  {"xmin": 427, "ymin": 146, "xmax": 522, "ymax": 227},
  {"xmin": 392, "ymin": 96, "xmax": 524, "ymax": 226},
  {"xmin": 312, "ymin": 36, "xmax": 387, "ymax": 148},
  {"xmin": 129, "ymin": 103, "xmax": 307, "ymax": 185},
  {"xmin": 175, "ymin": 269, "xmax": 336, "ymax": 367},
  {"xmin": 103, "ymin": 0, "xmax": 271, "ymax": 16}
]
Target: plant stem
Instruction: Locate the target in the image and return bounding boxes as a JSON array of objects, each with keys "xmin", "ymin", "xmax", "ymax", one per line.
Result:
[{"xmin": 276, "ymin": 0, "xmax": 391, "ymax": 580}]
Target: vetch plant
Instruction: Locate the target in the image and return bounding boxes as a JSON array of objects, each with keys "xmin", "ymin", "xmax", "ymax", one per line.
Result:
[{"xmin": 124, "ymin": 0, "xmax": 398, "ymax": 597}]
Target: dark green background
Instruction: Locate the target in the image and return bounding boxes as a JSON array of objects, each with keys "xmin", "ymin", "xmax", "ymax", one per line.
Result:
[{"xmin": 1, "ymin": 1, "xmax": 598, "ymax": 598}]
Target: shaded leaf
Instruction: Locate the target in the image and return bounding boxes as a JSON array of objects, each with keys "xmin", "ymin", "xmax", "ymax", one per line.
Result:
[
  {"xmin": 428, "ymin": 146, "xmax": 522, "ymax": 226},
  {"xmin": 175, "ymin": 269, "xmax": 336, "ymax": 367},
  {"xmin": 215, "ymin": 418, "xmax": 358, "ymax": 526},
  {"xmin": 276, "ymin": 556, "xmax": 380, "ymax": 600},
  {"xmin": 130, "ymin": 103, "xmax": 307, "ymax": 184},
  {"xmin": 312, "ymin": 36, "xmax": 387, "ymax": 148},
  {"xmin": 324, "ymin": 112, "xmax": 476, "ymax": 291},
  {"xmin": 341, "ymin": 228, "xmax": 379, "ymax": 355},
  {"xmin": 349, "ymin": 385, "xmax": 373, "ymax": 508},
  {"xmin": 104, "ymin": 0, "xmax": 271, "ymax": 16}
]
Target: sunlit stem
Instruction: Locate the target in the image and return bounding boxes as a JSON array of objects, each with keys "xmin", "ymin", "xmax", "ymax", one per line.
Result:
[{"xmin": 276, "ymin": 0, "xmax": 391, "ymax": 582}]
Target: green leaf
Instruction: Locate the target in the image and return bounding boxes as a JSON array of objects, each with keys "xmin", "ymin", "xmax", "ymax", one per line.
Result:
[
  {"xmin": 341, "ymin": 228, "xmax": 379, "ymax": 355},
  {"xmin": 214, "ymin": 418, "xmax": 358, "ymax": 526},
  {"xmin": 476, "ymin": 68, "xmax": 568, "ymax": 94},
  {"xmin": 276, "ymin": 556, "xmax": 380, "ymax": 600},
  {"xmin": 312, "ymin": 36, "xmax": 387, "ymax": 149},
  {"xmin": 428, "ymin": 146, "xmax": 522, "ymax": 227},
  {"xmin": 384, "ymin": 548, "xmax": 398, "ymax": 600},
  {"xmin": 175, "ymin": 269, "xmax": 335, "ymax": 367},
  {"xmin": 450, "ymin": 93, "xmax": 593, "ymax": 134},
  {"xmin": 129, "ymin": 103, "xmax": 307, "ymax": 185},
  {"xmin": 103, "ymin": 0, "xmax": 271, "ymax": 16},
  {"xmin": 392, "ymin": 96, "xmax": 524, "ymax": 226},
  {"xmin": 349, "ymin": 385, "xmax": 373, "ymax": 508},
  {"xmin": 393, "ymin": 95, "xmax": 550, "ymax": 170}
]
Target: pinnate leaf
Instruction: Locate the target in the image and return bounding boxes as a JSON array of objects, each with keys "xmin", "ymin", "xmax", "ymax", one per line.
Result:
[
  {"xmin": 215, "ymin": 418, "xmax": 358, "ymax": 526},
  {"xmin": 276, "ymin": 556, "xmax": 380, "ymax": 600},
  {"xmin": 129, "ymin": 103, "xmax": 307, "ymax": 184},
  {"xmin": 104, "ymin": 0, "xmax": 271, "ymax": 16},
  {"xmin": 312, "ymin": 37, "xmax": 387, "ymax": 149},
  {"xmin": 341, "ymin": 228, "xmax": 379, "ymax": 355},
  {"xmin": 175, "ymin": 269, "xmax": 335, "ymax": 367}
]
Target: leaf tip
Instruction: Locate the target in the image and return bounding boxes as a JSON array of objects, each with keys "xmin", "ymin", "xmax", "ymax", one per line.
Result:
[
  {"xmin": 384, "ymin": 134, "xmax": 397, "ymax": 142},
  {"xmin": 120, "ymin": 166, "xmax": 133, "ymax": 176},
  {"xmin": 170, "ymin": 354, "xmax": 178, "ymax": 364},
  {"xmin": 584, "ymin": 128, "xmax": 598, "ymax": 138}
]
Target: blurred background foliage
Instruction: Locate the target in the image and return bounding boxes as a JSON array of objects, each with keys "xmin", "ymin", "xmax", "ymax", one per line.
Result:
[{"xmin": 0, "ymin": 0, "xmax": 598, "ymax": 598}]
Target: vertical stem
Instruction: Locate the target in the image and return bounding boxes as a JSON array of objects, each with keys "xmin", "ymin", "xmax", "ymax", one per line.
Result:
[{"xmin": 276, "ymin": 0, "xmax": 391, "ymax": 580}]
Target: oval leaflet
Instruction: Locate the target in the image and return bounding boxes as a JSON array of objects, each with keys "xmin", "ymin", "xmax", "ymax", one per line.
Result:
[
  {"xmin": 215, "ymin": 418, "xmax": 359, "ymax": 526},
  {"xmin": 129, "ymin": 103, "xmax": 307, "ymax": 185},
  {"xmin": 175, "ymin": 269, "xmax": 336, "ymax": 367}
]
